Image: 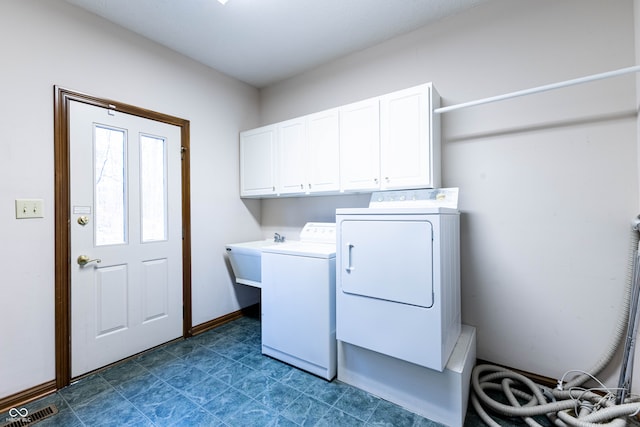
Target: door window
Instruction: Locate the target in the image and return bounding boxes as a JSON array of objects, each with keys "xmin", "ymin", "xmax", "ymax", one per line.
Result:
[
  {"xmin": 140, "ymin": 134, "xmax": 167, "ymax": 242},
  {"xmin": 94, "ymin": 125, "xmax": 127, "ymax": 246}
]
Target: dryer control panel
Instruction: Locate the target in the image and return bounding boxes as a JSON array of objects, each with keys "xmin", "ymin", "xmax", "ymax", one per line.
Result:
[{"xmin": 369, "ymin": 188, "xmax": 458, "ymax": 209}]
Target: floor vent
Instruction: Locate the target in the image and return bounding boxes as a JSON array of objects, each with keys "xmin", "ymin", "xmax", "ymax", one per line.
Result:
[{"xmin": 1, "ymin": 404, "xmax": 58, "ymax": 427}]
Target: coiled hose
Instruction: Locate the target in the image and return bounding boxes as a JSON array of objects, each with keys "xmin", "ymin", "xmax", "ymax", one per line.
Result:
[{"xmin": 471, "ymin": 223, "xmax": 640, "ymax": 426}]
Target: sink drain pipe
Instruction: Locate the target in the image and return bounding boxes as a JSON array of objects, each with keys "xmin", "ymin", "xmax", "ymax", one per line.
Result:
[{"xmin": 471, "ymin": 218, "xmax": 640, "ymax": 427}]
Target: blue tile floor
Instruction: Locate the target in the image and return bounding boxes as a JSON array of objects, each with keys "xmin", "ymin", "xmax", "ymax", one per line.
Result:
[{"xmin": 1, "ymin": 315, "xmax": 489, "ymax": 426}]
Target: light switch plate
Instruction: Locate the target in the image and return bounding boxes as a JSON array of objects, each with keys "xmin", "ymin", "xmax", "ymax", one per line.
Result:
[{"xmin": 16, "ymin": 199, "xmax": 44, "ymax": 219}]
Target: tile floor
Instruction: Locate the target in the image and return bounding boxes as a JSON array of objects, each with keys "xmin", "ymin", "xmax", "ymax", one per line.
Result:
[{"xmin": 2, "ymin": 315, "xmax": 494, "ymax": 427}]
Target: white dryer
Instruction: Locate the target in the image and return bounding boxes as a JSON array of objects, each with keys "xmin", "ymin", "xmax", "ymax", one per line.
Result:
[
  {"xmin": 261, "ymin": 223, "xmax": 337, "ymax": 380},
  {"xmin": 336, "ymin": 190, "xmax": 460, "ymax": 372}
]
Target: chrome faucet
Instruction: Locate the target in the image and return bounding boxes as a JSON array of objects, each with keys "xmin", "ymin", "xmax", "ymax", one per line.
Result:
[{"xmin": 274, "ymin": 233, "xmax": 285, "ymax": 243}]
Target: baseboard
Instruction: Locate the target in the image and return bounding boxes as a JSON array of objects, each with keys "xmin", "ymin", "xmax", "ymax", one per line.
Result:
[
  {"xmin": 190, "ymin": 303, "xmax": 260, "ymax": 336},
  {"xmin": 476, "ymin": 358, "xmax": 558, "ymax": 389},
  {"xmin": 0, "ymin": 380, "xmax": 56, "ymax": 414}
]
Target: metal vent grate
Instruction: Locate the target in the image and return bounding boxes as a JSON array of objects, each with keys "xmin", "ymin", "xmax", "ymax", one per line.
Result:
[{"xmin": 1, "ymin": 404, "xmax": 58, "ymax": 427}]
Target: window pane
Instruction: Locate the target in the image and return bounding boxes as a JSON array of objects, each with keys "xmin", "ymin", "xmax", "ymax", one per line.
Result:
[
  {"xmin": 140, "ymin": 135, "xmax": 167, "ymax": 242},
  {"xmin": 95, "ymin": 126, "xmax": 127, "ymax": 246}
]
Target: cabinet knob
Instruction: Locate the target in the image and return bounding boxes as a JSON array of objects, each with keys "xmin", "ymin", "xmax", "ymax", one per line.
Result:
[
  {"xmin": 374, "ymin": 178, "xmax": 379, "ymax": 183},
  {"xmin": 385, "ymin": 177, "xmax": 390, "ymax": 182},
  {"xmin": 300, "ymin": 184, "xmax": 304, "ymax": 189}
]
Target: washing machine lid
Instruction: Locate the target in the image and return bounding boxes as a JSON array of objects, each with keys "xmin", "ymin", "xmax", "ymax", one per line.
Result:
[{"xmin": 262, "ymin": 242, "xmax": 336, "ymax": 258}]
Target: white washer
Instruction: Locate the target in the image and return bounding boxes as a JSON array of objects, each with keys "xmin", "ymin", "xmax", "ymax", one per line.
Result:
[{"xmin": 261, "ymin": 223, "xmax": 337, "ymax": 380}]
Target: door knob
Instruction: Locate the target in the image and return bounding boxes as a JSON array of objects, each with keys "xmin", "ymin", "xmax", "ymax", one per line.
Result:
[{"xmin": 77, "ymin": 255, "xmax": 101, "ymax": 266}]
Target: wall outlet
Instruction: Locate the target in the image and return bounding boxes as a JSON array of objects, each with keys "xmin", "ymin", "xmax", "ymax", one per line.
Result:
[{"xmin": 15, "ymin": 199, "xmax": 44, "ymax": 219}]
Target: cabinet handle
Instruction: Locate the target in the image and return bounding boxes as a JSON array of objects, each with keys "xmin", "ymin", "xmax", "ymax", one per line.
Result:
[
  {"xmin": 272, "ymin": 186, "xmax": 275, "ymax": 191},
  {"xmin": 346, "ymin": 243, "xmax": 355, "ymax": 273},
  {"xmin": 300, "ymin": 184, "xmax": 304, "ymax": 189},
  {"xmin": 308, "ymin": 183, "xmax": 312, "ymax": 189},
  {"xmin": 373, "ymin": 178, "xmax": 378, "ymax": 184},
  {"xmin": 385, "ymin": 177, "xmax": 390, "ymax": 182}
]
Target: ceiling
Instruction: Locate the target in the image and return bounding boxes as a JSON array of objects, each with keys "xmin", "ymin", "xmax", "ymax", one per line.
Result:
[{"xmin": 64, "ymin": 0, "xmax": 489, "ymax": 88}]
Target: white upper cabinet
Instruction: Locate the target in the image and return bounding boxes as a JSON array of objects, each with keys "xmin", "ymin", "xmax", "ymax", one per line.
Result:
[
  {"xmin": 339, "ymin": 98, "xmax": 381, "ymax": 192},
  {"xmin": 239, "ymin": 83, "xmax": 440, "ymax": 198},
  {"xmin": 276, "ymin": 109, "xmax": 340, "ymax": 195},
  {"xmin": 277, "ymin": 118, "xmax": 307, "ymax": 194},
  {"xmin": 307, "ymin": 109, "xmax": 340, "ymax": 193},
  {"xmin": 240, "ymin": 125, "xmax": 276, "ymax": 197},
  {"xmin": 380, "ymin": 83, "xmax": 440, "ymax": 190}
]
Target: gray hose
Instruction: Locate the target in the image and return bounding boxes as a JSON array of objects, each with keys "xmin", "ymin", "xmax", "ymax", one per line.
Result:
[
  {"xmin": 556, "ymin": 410, "xmax": 626, "ymax": 427},
  {"xmin": 564, "ymin": 222, "xmax": 639, "ymax": 390},
  {"xmin": 471, "ymin": 224, "xmax": 640, "ymax": 426}
]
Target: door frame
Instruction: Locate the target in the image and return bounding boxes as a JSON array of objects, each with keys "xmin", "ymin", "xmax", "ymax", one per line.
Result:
[{"xmin": 53, "ymin": 86, "xmax": 192, "ymax": 389}]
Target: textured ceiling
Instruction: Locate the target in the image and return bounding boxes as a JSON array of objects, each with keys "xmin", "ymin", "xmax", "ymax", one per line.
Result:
[{"xmin": 64, "ymin": 0, "xmax": 489, "ymax": 88}]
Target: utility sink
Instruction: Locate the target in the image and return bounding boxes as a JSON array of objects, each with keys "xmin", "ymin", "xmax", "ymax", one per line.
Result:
[{"xmin": 225, "ymin": 240, "xmax": 277, "ymax": 288}]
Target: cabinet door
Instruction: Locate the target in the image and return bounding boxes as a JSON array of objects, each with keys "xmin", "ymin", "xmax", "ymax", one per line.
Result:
[
  {"xmin": 240, "ymin": 125, "xmax": 276, "ymax": 197},
  {"xmin": 307, "ymin": 109, "xmax": 340, "ymax": 193},
  {"xmin": 339, "ymin": 98, "xmax": 380, "ymax": 192},
  {"xmin": 380, "ymin": 84, "xmax": 431, "ymax": 189},
  {"xmin": 277, "ymin": 118, "xmax": 307, "ymax": 194}
]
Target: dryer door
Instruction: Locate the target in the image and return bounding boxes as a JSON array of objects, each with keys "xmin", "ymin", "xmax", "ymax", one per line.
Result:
[{"xmin": 340, "ymin": 219, "xmax": 433, "ymax": 308}]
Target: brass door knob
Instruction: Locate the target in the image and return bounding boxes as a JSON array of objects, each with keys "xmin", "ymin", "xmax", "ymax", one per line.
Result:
[{"xmin": 77, "ymin": 255, "xmax": 101, "ymax": 266}]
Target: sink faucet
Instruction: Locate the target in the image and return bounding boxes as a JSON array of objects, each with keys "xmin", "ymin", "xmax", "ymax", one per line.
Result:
[{"xmin": 274, "ymin": 233, "xmax": 285, "ymax": 243}]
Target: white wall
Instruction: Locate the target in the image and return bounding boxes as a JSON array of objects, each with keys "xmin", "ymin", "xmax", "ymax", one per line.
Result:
[
  {"xmin": 2, "ymin": 0, "xmax": 638, "ymax": 403},
  {"xmin": 259, "ymin": 0, "xmax": 640, "ymax": 389},
  {"xmin": 633, "ymin": 0, "xmax": 640, "ymax": 396},
  {"xmin": 0, "ymin": 0, "xmax": 262, "ymax": 399}
]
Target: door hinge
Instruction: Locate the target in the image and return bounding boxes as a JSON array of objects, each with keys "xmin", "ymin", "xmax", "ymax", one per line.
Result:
[{"xmin": 181, "ymin": 146, "xmax": 187, "ymax": 160}]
